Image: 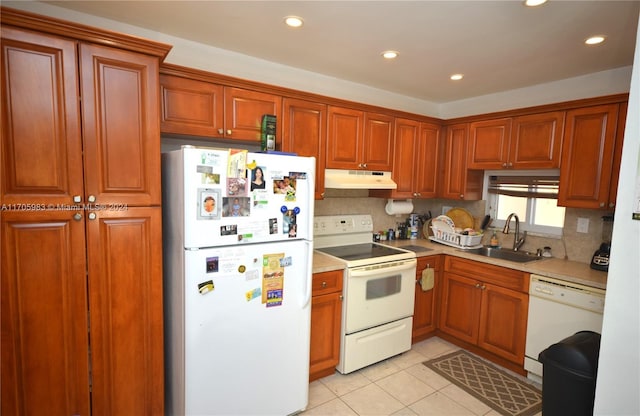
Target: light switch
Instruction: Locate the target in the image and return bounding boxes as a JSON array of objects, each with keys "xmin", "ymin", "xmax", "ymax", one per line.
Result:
[{"xmin": 577, "ymin": 217, "xmax": 589, "ymax": 233}]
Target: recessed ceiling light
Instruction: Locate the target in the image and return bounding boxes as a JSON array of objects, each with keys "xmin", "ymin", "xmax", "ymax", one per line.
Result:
[
  {"xmin": 381, "ymin": 50, "xmax": 399, "ymax": 59},
  {"xmin": 585, "ymin": 35, "xmax": 606, "ymax": 45},
  {"xmin": 524, "ymin": 0, "xmax": 548, "ymax": 7},
  {"xmin": 284, "ymin": 16, "xmax": 303, "ymax": 28},
  {"xmin": 450, "ymin": 74, "xmax": 464, "ymax": 81}
]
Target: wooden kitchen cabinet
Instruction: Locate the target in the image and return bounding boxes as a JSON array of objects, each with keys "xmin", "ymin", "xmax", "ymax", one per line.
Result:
[
  {"xmin": 558, "ymin": 104, "xmax": 620, "ymax": 209},
  {"xmin": 371, "ymin": 119, "xmax": 440, "ymax": 199},
  {"xmin": 309, "ymin": 270, "xmax": 343, "ymax": 381},
  {"xmin": 160, "ymin": 74, "xmax": 281, "ymax": 141},
  {"xmin": 440, "ymin": 123, "xmax": 483, "ymax": 200},
  {"xmin": 326, "ymin": 106, "xmax": 394, "ymax": 171},
  {"xmin": 412, "ymin": 255, "xmax": 442, "ymax": 343},
  {"xmin": 467, "ymin": 118, "xmax": 513, "ymax": 169},
  {"xmin": 467, "ymin": 112, "xmax": 564, "ymax": 170},
  {"xmin": 281, "ymin": 98, "xmax": 327, "ymax": 199},
  {"xmin": 439, "ymin": 257, "xmax": 528, "ymax": 367},
  {"xmin": 1, "ymin": 14, "xmax": 168, "ymax": 415}
]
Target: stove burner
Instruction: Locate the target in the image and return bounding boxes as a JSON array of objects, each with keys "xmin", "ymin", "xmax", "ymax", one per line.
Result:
[{"xmin": 316, "ymin": 243, "xmax": 407, "ymax": 261}]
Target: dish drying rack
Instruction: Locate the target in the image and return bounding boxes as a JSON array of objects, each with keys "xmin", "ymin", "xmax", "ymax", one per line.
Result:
[{"xmin": 429, "ymin": 227, "xmax": 483, "ymax": 249}]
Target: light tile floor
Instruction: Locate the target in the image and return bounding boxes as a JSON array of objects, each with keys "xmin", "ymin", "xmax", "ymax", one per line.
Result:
[{"xmin": 302, "ymin": 337, "xmax": 542, "ymax": 416}]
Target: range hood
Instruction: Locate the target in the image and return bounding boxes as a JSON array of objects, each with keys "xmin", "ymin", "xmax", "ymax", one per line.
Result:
[{"xmin": 324, "ymin": 168, "xmax": 397, "ymax": 190}]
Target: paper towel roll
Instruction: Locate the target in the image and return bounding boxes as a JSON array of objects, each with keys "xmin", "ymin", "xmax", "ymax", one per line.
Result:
[{"xmin": 385, "ymin": 199, "xmax": 414, "ymax": 215}]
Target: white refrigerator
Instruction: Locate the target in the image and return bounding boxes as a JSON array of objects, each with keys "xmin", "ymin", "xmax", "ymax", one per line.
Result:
[{"xmin": 162, "ymin": 146, "xmax": 315, "ymax": 415}]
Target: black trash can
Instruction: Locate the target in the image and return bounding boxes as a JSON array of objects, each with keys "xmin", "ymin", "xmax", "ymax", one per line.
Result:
[{"xmin": 538, "ymin": 330, "xmax": 601, "ymax": 416}]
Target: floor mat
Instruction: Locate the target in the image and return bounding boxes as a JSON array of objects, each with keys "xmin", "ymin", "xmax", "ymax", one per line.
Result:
[{"xmin": 424, "ymin": 350, "xmax": 542, "ymax": 416}]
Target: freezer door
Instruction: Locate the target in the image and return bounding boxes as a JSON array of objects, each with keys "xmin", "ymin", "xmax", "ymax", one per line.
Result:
[
  {"xmin": 173, "ymin": 147, "xmax": 315, "ymax": 248},
  {"xmin": 180, "ymin": 240, "xmax": 312, "ymax": 415}
]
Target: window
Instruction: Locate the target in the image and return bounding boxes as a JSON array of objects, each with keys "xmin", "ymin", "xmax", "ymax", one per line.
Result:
[{"xmin": 484, "ymin": 170, "xmax": 565, "ymax": 236}]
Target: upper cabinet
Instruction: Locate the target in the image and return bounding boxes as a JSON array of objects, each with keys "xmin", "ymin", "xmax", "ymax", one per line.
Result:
[
  {"xmin": 160, "ymin": 73, "xmax": 281, "ymax": 141},
  {"xmin": 326, "ymin": 106, "xmax": 394, "ymax": 171},
  {"xmin": 558, "ymin": 104, "xmax": 621, "ymax": 209},
  {"xmin": 440, "ymin": 123, "xmax": 483, "ymax": 200},
  {"xmin": 467, "ymin": 111, "xmax": 564, "ymax": 170},
  {"xmin": 371, "ymin": 118, "xmax": 440, "ymax": 199},
  {"xmin": 281, "ymin": 98, "xmax": 327, "ymax": 200}
]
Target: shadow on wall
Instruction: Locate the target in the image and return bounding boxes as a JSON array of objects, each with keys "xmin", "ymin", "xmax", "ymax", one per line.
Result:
[{"xmin": 314, "ymin": 190, "xmax": 608, "ymax": 264}]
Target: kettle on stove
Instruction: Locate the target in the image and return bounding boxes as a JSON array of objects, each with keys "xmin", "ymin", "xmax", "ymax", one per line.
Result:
[{"xmin": 590, "ymin": 214, "xmax": 613, "ymax": 271}]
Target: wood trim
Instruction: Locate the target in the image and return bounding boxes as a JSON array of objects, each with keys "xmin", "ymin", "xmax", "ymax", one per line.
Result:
[
  {"xmin": 0, "ymin": 6, "xmax": 172, "ymax": 59},
  {"xmin": 446, "ymin": 93, "xmax": 629, "ymax": 125},
  {"xmin": 160, "ymin": 63, "xmax": 444, "ymax": 124}
]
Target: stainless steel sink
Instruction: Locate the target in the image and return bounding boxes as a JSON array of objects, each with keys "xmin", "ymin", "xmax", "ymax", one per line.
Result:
[{"xmin": 464, "ymin": 246, "xmax": 543, "ymax": 263}]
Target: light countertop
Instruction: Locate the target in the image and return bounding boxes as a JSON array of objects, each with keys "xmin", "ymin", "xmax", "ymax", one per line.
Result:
[{"xmin": 312, "ymin": 238, "xmax": 607, "ymax": 290}]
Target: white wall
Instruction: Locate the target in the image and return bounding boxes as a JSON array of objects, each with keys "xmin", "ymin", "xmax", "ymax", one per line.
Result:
[
  {"xmin": 593, "ymin": 15, "xmax": 640, "ymax": 416},
  {"xmin": 3, "ymin": 1, "xmax": 632, "ymax": 119}
]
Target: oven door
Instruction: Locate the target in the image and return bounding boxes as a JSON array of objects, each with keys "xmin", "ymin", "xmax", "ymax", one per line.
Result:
[{"xmin": 343, "ymin": 258, "xmax": 417, "ymax": 334}]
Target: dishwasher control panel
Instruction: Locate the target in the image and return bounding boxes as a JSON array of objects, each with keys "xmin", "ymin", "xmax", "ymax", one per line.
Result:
[{"xmin": 529, "ymin": 275, "xmax": 605, "ymax": 314}]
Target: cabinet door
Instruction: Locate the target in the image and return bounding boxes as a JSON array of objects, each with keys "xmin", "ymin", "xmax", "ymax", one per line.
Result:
[
  {"xmin": 414, "ymin": 122, "xmax": 441, "ymax": 198},
  {"xmin": 326, "ymin": 106, "xmax": 364, "ymax": 169},
  {"xmin": 224, "ymin": 87, "xmax": 282, "ymax": 141},
  {"xmin": 477, "ymin": 283, "xmax": 528, "ymax": 364},
  {"xmin": 309, "ymin": 292, "xmax": 342, "ymax": 381},
  {"xmin": 558, "ymin": 104, "xmax": 619, "ymax": 209},
  {"xmin": 1, "ymin": 26, "xmax": 84, "ymax": 206},
  {"xmin": 439, "ymin": 272, "xmax": 481, "ymax": 344},
  {"xmin": 362, "ymin": 112, "xmax": 394, "ymax": 171},
  {"xmin": 609, "ymin": 102, "xmax": 627, "ymax": 209},
  {"xmin": 282, "ymin": 98, "xmax": 327, "ymax": 200},
  {"xmin": 510, "ymin": 111, "xmax": 564, "ymax": 169},
  {"xmin": 1, "ymin": 211, "xmax": 91, "ymax": 416},
  {"xmin": 389, "ymin": 118, "xmax": 420, "ymax": 198},
  {"xmin": 86, "ymin": 207, "xmax": 163, "ymax": 415},
  {"xmin": 412, "ymin": 255, "xmax": 441, "ymax": 342},
  {"xmin": 440, "ymin": 124, "xmax": 483, "ymax": 200},
  {"xmin": 160, "ymin": 74, "xmax": 224, "ymax": 137},
  {"xmin": 467, "ymin": 118, "xmax": 512, "ymax": 169},
  {"xmin": 79, "ymin": 43, "xmax": 161, "ymax": 207}
]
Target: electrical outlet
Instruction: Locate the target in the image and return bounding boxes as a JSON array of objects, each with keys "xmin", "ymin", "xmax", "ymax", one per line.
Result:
[{"xmin": 577, "ymin": 217, "xmax": 589, "ymax": 233}]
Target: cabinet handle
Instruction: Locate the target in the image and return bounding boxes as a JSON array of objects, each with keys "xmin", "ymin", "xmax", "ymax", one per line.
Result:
[
  {"xmin": 481, "ymin": 285, "xmax": 486, "ymax": 290},
  {"xmin": 226, "ymin": 129, "xmax": 232, "ymax": 135},
  {"xmin": 88, "ymin": 212, "xmax": 97, "ymax": 220},
  {"xmin": 87, "ymin": 195, "xmax": 96, "ymax": 203},
  {"xmin": 339, "ymin": 295, "xmax": 343, "ymax": 301},
  {"xmin": 475, "ymin": 283, "xmax": 481, "ymax": 289},
  {"xmin": 609, "ymin": 202, "xmax": 615, "ymax": 208},
  {"xmin": 459, "ymin": 194, "xmax": 464, "ymax": 199},
  {"xmin": 599, "ymin": 202, "xmax": 605, "ymax": 207},
  {"xmin": 502, "ymin": 163, "xmax": 507, "ymax": 168},
  {"xmin": 218, "ymin": 128, "xmax": 224, "ymax": 135},
  {"xmin": 73, "ymin": 213, "xmax": 82, "ymax": 221},
  {"xmin": 507, "ymin": 162, "xmax": 513, "ymax": 168},
  {"xmin": 362, "ymin": 163, "xmax": 367, "ymax": 169},
  {"xmin": 73, "ymin": 195, "xmax": 82, "ymax": 203},
  {"xmin": 321, "ymin": 281, "xmax": 327, "ymax": 288}
]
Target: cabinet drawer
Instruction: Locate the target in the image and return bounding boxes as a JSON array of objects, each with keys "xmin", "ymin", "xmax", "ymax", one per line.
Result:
[
  {"xmin": 417, "ymin": 255, "xmax": 442, "ymax": 272},
  {"xmin": 444, "ymin": 256, "xmax": 527, "ymax": 292},
  {"xmin": 312, "ymin": 270, "xmax": 343, "ymax": 296}
]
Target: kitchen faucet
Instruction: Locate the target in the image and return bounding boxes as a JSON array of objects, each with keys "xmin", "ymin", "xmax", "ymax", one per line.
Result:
[{"xmin": 502, "ymin": 213, "xmax": 527, "ymax": 251}]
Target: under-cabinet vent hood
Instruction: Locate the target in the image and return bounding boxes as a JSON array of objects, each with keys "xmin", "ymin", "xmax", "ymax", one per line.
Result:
[{"xmin": 324, "ymin": 169, "xmax": 397, "ymax": 190}]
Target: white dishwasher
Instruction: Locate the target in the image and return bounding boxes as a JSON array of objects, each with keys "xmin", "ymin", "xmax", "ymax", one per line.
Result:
[{"xmin": 525, "ymin": 274, "xmax": 606, "ymax": 384}]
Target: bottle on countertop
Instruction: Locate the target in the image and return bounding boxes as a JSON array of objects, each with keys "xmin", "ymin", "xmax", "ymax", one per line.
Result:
[{"xmin": 490, "ymin": 231, "xmax": 499, "ymax": 248}]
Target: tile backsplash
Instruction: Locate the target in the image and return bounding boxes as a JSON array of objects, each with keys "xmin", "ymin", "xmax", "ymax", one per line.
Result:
[{"xmin": 314, "ymin": 190, "xmax": 607, "ymax": 264}]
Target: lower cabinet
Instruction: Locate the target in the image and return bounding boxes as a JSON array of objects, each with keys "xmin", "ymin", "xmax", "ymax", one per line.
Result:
[
  {"xmin": 412, "ymin": 255, "xmax": 442, "ymax": 343},
  {"xmin": 1, "ymin": 208, "xmax": 163, "ymax": 415},
  {"xmin": 309, "ymin": 270, "xmax": 343, "ymax": 381},
  {"xmin": 439, "ymin": 257, "xmax": 528, "ymax": 367}
]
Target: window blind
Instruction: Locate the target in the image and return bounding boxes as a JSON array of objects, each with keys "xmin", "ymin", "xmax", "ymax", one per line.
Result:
[{"xmin": 488, "ymin": 175, "xmax": 560, "ymax": 199}]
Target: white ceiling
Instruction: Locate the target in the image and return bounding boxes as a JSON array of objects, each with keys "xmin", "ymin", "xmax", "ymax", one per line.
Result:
[{"xmin": 41, "ymin": 1, "xmax": 640, "ymax": 103}]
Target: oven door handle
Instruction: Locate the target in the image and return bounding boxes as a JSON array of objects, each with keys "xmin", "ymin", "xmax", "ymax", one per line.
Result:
[{"xmin": 349, "ymin": 259, "xmax": 417, "ymax": 278}]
